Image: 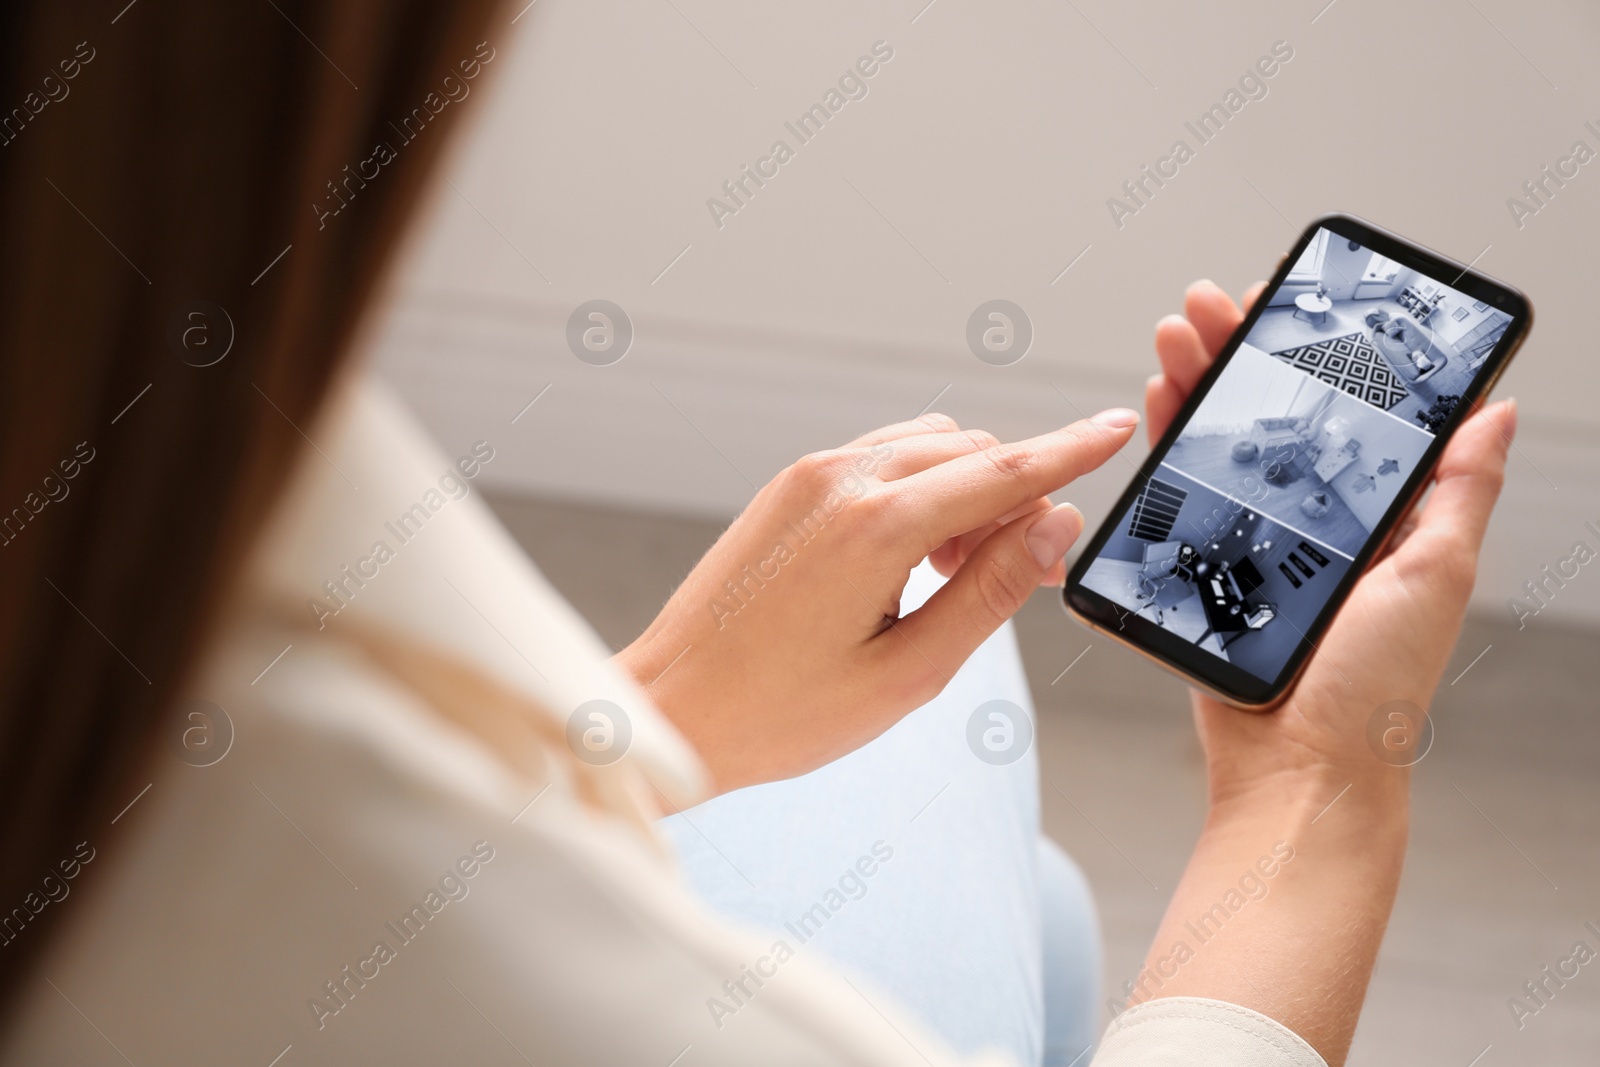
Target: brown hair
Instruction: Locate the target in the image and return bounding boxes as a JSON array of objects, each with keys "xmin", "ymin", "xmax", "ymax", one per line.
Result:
[{"xmin": 0, "ymin": 0, "xmax": 503, "ymax": 1018}]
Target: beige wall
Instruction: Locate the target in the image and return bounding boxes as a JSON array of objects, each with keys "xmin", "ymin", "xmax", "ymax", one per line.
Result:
[{"xmin": 373, "ymin": 0, "xmax": 1600, "ymax": 625}]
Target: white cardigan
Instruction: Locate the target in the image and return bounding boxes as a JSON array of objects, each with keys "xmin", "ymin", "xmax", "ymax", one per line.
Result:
[{"xmin": 1, "ymin": 381, "xmax": 1325, "ymax": 1067}]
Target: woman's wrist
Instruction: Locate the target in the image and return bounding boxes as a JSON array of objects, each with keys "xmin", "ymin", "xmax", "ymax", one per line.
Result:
[
  {"xmin": 1206, "ymin": 759, "xmax": 1409, "ymax": 841},
  {"xmin": 613, "ymin": 633, "xmax": 766, "ymax": 796},
  {"xmin": 1194, "ymin": 687, "xmax": 1413, "ymax": 831},
  {"xmin": 1133, "ymin": 756, "xmax": 1408, "ymax": 1064}
]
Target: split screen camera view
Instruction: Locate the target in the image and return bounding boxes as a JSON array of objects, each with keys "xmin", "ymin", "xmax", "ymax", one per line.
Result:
[{"xmin": 1082, "ymin": 227, "xmax": 1514, "ymax": 682}]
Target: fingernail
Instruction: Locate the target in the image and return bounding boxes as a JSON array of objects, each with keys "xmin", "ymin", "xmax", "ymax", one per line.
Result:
[
  {"xmin": 1502, "ymin": 397, "xmax": 1519, "ymax": 440},
  {"xmin": 1026, "ymin": 504, "xmax": 1084, "ymax": 569},
  {"xmin": 1092, "ymin": 408, "xmax": 1141, "ymax": 429}
]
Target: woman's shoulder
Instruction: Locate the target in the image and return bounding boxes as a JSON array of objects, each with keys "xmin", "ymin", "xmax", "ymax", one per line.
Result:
[{"xmin": 2, "ymin": 618, "xmax": 983, "ymax": 1066}]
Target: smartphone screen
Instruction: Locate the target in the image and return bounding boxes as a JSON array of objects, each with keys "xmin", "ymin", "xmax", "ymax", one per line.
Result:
[{"xmin": 1066, "ymin": 215, "xmax": 1529, "ymax": 704}]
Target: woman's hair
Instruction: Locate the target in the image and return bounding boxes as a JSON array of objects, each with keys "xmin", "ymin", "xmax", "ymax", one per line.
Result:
[{"xmin": 0, "ymin": 0, "xmax": 503, "ymax": 1021}]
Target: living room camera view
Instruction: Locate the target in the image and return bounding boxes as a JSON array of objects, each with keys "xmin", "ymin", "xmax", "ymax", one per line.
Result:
[
  {"xmin": 1083, "ymin": 227, "xmax": 1509, "ymax": 681},
  {"xmin": 1246, "ymin": 227, "xmax": 1513, "ymax": 434}
]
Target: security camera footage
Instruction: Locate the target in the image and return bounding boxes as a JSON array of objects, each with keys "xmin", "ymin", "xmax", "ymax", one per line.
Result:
[{"xmin": 1080, "ymin": 227, "xmax": 1513, "ymax": 681}]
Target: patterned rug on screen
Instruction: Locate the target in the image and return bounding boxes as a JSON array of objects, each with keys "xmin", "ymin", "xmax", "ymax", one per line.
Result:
[{"xmin": 1271, "ymin": 332, "xmax": 1409, "ymax": 410}]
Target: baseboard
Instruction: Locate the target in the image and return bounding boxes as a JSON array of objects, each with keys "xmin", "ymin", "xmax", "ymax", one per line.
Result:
[{"xmin": 371, "ymin": 286, "xmax": 1600, "ymax": 627}]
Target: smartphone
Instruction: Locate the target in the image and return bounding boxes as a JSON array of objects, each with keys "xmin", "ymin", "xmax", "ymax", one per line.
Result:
[{"xmin": 1063, "ymin": 213, "xmax": 1532, "ymax": 709}]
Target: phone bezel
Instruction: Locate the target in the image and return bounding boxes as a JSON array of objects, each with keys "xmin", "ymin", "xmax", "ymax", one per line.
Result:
[{"xmin": 1063, "ymin": 212, "xmax": 1533, "ymax": 708}]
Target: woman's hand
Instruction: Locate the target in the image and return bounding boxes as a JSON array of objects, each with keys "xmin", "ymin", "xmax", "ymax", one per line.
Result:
[
  {"xmin": 1147, "ymin": 280, "xmax": 1514, "ymax": 805},
  {"xmin": 616, "ymin": 410, "xmax": 1140, "ymax": 794},
  {"xmin": 1134, "ymin": 280, "xmax": 1515, "ymax": 1064}
]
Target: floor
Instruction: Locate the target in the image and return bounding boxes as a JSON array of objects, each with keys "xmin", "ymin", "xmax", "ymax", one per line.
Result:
[
  {"xmin": 1202, "ymin": 519, "xmax": 1343, "ymax": 682},
  {"xmin": 1078, "ymin": 471, "xmax": 1349, "ymax": 679},
  {"xmin": 1164, "ymin": 434, "xmax": 1370, "ymax": 558},
  {"xmin": 489, "ymin": 491, "xmax": 1600, "ymax": 1067},
  {"xmin": 1079, "ymin": 557, "xmax": 1226, "ymax": 654},
  {"xmin": 1250, "ymin": 300, "xmax": 1479, "ymax": 430}
]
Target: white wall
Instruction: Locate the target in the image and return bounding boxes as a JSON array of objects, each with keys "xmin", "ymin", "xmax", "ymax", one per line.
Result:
[
  {"xmin": 1319, "ymin": 236, "xmax": 1373, "ymax": 302},
  {"xmin": 369, "ymin": 0, "xmax": 1600, "ymax": 626},
  {"xmin": 1186, "ymin": 343, "xmax": 1314, "ymax": 433},
  {"xmin": 1433, "ymin": 298, "xmax": 1506, "ymax": 349}
]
